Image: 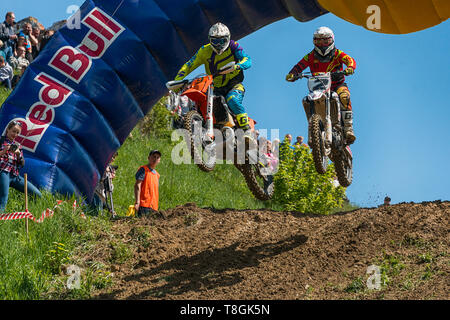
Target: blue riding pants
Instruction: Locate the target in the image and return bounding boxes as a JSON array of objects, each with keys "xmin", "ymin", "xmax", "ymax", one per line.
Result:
[{"xmin": 0, "ymin": 171, "xmax": 42, "ymax": 212}]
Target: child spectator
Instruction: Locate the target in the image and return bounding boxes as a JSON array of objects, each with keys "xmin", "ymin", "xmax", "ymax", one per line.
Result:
[
  {"xmin": 134, "ymin": 150, "xmax": 161, "ymax": 217},
  {"xmin": 0, "ymin": 55, "xmax": 13, "ymax": 90},
  {"xmin": 0, "ymin": 121, "xmax": 42, "ymax": 212}
]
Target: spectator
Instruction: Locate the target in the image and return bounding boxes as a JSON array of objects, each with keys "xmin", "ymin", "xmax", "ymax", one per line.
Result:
[
  {"xmin": 279, "ymin": 133, "xmax": 296, "ymax": 159},
  {"xmin": 9, "ymin": 46, "xmax": 29, "ymax": 71},
  {"xmin": 31, "ymin": 25, "xmax": 41, "ymax": 58},
  {"xmin": 294, "ymin": 135, "xmax": 309, "ymax": 148},
  {"xmin": 14, "ymin": 34, "xmax": 33, "ymax": 63},
  {"xmin": 0, "ymin": 12, "xmax": 17, "ymax": 61},
  {"xmin": 383, "ymin": 196, "xmax": 391, "ymax": 206},
  {"xmin": 285, "ymin": 134, "xmax": 292, "ymax": 145},
  {"xmin": 272, "ymin": 138, "xmax": 280, "ymax": 157},
  {"xmin": 0, "ymin": 55, "xmax": 13, "ymax": 90},
  {"xmin": 18, "ymin": 23, "xmax": 35, "ymax": 62},
  {"xmin": 134, "ymin": 150, "xmax": 161, "ymax": 217},
  {"xmin": 262, "ymin": 139, "xmax": 279, "ymax": 174},
  {"xmin": 0, "ymin": 121, "xmax": 42, "ymax": 212},
  {"xmin": 40, "ymin": 29, "xmax": 54, "ymax": 51},
  {"xmin": 0, "ymin": 40, "xmax": 6, "ymax": 60},
  {"xmin": 92, "ymin": 152, "xmax": 118, "ymax": 216}
]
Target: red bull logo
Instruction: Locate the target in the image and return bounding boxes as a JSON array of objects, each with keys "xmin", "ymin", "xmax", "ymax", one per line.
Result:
[{"xmin": 12, "ymin": 7, "xmax": 124, "ymax": 152}]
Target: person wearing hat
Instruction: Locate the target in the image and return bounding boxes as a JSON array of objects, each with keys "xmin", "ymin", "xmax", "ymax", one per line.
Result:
[{"xmin": 134, "ymin": 150, "xmax": 161, "ymax": 216}]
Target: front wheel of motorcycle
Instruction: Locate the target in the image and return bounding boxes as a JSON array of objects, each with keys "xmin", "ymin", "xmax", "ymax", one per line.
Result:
[
  {"xmin": 310, "ymin": 114, "xmax": 328, "ymax": 174},
  {"xmin": 239, "ymin": 163, "xmax": 274, "ymax": 201},
  {"xmin": 184, "ymin": 110, "xmax": 216, "ymax": 172},
  {"xmin": 333, "ymin": 149, "xmax": 353, "ymax": 187}
]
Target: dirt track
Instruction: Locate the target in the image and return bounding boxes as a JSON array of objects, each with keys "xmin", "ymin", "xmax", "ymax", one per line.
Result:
[{"xmin": 91, "ymin": 201, "xmax": 449, "ymax": 300}]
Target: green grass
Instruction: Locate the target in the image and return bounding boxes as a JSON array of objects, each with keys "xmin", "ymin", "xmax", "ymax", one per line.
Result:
[
  {"xmin": 0, "ymin": 87, "xmax": 11, "ymax": 105},
  {"xmin": 0, "ymin": 191, "xmax": 91, "ymax": 299},
  {"xmin": 111, "ymin": 128, "xmax": 283, "ymax": 214}
]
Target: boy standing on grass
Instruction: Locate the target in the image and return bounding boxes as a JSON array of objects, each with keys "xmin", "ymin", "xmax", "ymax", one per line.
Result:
[{"xmin": 134, "ymin": 150, "xmax": 161, "ymax": 217}]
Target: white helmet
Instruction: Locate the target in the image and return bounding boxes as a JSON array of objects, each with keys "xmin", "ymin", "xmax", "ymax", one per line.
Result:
[
  {"xmin": 313, "ymin": 26, "xmax": 335, "ymax": 56},
  {"xmin": 209, "ymin": 22, "xmax": 231, "ymax": 55}
]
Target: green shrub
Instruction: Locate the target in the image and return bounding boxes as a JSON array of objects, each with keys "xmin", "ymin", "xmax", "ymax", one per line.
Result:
[
  {"xmin": 139, "ymin": 99, "xmax": 173, "ymax": 138},
  {"xmin": 273, "ymin": 138, "xmax": 346, "ymax": 214}
]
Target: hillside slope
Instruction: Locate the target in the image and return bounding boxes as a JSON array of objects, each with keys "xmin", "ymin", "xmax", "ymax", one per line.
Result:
[{"xmin": 88, "ymin": 201, "xmax": 449, "ymax": 300}]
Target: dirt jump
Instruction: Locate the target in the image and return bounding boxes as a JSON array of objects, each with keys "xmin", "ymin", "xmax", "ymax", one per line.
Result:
[{"xmin": 88, "ymin": 201, "xmax": 448, "ymax": 300}]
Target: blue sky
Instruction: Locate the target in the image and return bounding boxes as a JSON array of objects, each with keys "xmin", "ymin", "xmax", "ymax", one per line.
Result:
[{"xmin": 2, "ymin": 1, "xmax": 449, "ymax": 207}]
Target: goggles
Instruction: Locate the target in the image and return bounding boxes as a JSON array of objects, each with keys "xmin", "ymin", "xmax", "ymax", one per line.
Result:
[
  {"xmin": 210, "ymin": 37, "xmax": 228, "ymax": 47},
  {"xmin": 313, "ymin": 37, "xmax": 333, "ymax": 46}
]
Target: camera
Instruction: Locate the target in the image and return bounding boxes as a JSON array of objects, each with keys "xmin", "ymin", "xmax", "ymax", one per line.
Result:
[{"xmin": 9, "ymin": 143, "xmax": 18, "ymax": 152}]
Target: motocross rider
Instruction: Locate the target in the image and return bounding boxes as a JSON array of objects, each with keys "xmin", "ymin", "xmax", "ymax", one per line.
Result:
[
  {"xmin": 286, "ymin": 27, "xmax": 357, "ymax": 144},
  {"xmin": 174, "ymin": 22, "xmax": 253, "ymax": 132}
]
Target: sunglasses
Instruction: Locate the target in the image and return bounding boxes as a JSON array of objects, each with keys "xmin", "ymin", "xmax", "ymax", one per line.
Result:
[{"xmin": 10, "ymin": 120, "xmax": 23, "ymax": 127}]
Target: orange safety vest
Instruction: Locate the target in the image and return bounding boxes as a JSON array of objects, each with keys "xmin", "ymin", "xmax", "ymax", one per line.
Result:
[{"xmin": 138, "ymin": 165, "xmax": 160, "ymax": 210}]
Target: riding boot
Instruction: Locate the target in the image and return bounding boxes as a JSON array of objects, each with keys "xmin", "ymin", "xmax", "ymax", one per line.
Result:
[
  {"xmin": 342, "ymin": 110, "xmax": 356, "ymax": 144},
  {"xmin": 236, "ymin": 113, "xmax": 255, "ymax": 151},
  {"xmin": 236, "ymin": 113, "xmax": 251, "ymax": 131}
]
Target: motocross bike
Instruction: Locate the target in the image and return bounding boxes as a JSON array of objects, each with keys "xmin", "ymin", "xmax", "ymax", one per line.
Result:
[
  {"xmin": 166, "ymin": 62, "xmax": 275, "ymax": 200},
  {"xmin": 293, "ymin": 71, "xmax": 353, "ymax": 187}
]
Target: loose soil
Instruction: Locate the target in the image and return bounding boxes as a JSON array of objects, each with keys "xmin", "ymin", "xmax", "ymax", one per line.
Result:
[{"xmin": 86, "ymin": 201, "xmax": 449, "ymax": 300}]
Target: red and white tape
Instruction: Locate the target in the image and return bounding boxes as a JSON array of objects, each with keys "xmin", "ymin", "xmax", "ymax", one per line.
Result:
[{"xmin": 0, "ymin": 200, "xmax": 86, "ymax": 223}]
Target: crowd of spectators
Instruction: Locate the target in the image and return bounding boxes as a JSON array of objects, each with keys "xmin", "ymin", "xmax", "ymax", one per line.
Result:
[{"xmin": 0, "ymin": 11, "xmax": 55, "ymax": 90}]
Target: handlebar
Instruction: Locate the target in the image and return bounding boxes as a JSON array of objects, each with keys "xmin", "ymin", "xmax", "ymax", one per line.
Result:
[
  {"xmin": 166, "ymin": 62, "xmax": 236, "ymax": 91},
  {"xmin": 293, "ymin": 71, "xmax": 345, "ymax": 80}
]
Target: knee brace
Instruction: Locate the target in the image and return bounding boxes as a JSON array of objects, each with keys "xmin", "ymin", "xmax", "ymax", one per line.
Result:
[{"xmin": 337, "ymin": 87, "xmax": 352, "ymax": 110}]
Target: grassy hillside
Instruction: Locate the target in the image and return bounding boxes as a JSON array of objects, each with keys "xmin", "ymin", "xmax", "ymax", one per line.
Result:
[{"xmin": 112, "ymin": 128, "xmax": 283, "ymax": 214}]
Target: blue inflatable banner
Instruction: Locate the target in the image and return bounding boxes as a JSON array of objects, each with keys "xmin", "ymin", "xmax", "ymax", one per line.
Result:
[{"xmin": 0, "ymin": 0, "xmax": 326, "ymax": 201}]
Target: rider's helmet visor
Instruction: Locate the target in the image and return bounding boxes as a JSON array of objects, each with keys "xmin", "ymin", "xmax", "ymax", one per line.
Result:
[
  {"xmin": 210, "ymin": 37, "xmax": 228, "ymax": 47},
  {"xmin": 313, "ymin": 37, "xmax": 333, "ymax": 46}
]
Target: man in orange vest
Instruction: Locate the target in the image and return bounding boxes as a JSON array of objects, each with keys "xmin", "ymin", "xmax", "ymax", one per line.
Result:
[{"xmin": 134, "ymin": 150, "xmax": 161, "ymax": 216}]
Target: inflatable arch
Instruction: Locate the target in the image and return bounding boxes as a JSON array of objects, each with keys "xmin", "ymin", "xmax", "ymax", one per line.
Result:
[{"xmin": 0, "ymin": 0, "xmax": 447, "ymax": 201}]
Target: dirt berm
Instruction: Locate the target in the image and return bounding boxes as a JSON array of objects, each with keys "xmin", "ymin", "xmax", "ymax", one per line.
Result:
[{"xmin": 91, "ymin": 201, "xmax": 449, "ymax": 300}]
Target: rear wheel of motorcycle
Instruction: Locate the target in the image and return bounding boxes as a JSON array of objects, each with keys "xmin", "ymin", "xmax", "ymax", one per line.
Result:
[
  {"xmin": 310, "ymin": 114, "xmax": 328, "ymax": 174},
  {"xmin": 184, "ymin": 110, "xmax": 216, "ymax": 172},
  {"xmin": 240, "ymin": 163, "xmax": 274, "ymax": 201},
  {"xmin": 333, "ymin": 150, "xmax": 353, "ymax": 187}
]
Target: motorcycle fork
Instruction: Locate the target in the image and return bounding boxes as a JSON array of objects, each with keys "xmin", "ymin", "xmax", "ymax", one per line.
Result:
[
  {"xmin": 325, "ymin": 94, "xmax": 332, "ymax": 148},
  {"xmin": 206, "ymin": 85, "xmax": 214, "ymax": 140}
]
